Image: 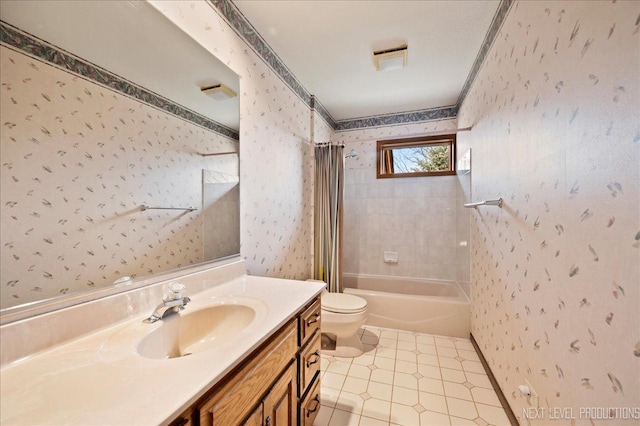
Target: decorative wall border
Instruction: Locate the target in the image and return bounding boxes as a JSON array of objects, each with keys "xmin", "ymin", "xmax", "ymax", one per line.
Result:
[
  {"xmin": 213, "ymin": 0, "xmax": 513, "ymax": 131},
  {"xmin": 457, "ymin": 0, "xmax": 515, "ymax": 108},
  {"xmin": 0, "ymin": 21, "xmax": 239, "ymax": 141},
  {"xmin": 334, "ymin": 105, "xmax": 458, "ymax": 131}
]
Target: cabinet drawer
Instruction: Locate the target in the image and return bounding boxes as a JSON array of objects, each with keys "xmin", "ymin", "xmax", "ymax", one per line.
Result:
[
  {"xmin": 300, "ymin": 376, "xmax": 321, "ymax": 426},
  {"xmin": 299, "ymin": 299, "xmax": 321, "ymax": 345},
  {"xmin": 299, "ymin": 331, "xmax": 321, "ymax": 395}
]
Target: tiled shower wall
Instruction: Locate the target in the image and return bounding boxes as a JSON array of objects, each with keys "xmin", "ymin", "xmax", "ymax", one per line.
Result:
[
  {"xmin": 334, "ymin": 119, "xmax": 471, "ymax": 283},
  {"xmin": 0, "ymin": 46, "xmax": 237, "ymax": 308},
  {"xmin": 457, "ymin": 1, "xmax": 639, "ymax": 423}
]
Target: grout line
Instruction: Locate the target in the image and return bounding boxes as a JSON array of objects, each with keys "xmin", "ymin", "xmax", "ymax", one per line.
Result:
[{"xmin": 470, "ymin": 333, "xmax": 519, "ymax": 426}]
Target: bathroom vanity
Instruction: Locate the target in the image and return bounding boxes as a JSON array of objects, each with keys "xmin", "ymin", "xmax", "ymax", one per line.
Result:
[{"xmin": 0, "ymin": 260, "xmax": 324, "ymax": 425}]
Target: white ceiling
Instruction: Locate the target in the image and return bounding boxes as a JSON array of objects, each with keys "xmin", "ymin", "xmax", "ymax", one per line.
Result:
[
  {"xmin": 234, "ymin": 0, "xmax": 500, "ymax": 121},
  {"xmin": 0, "ymin": 0, "xmax": 240, "ymax": 130}
]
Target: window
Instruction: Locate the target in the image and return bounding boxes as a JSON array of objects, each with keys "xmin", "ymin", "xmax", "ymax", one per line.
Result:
[{"xmin": 376, "ymin": 134, "xmax": 456, "ymax": 178}]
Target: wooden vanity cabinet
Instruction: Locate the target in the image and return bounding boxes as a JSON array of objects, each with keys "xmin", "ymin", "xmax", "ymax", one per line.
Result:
[{"xmin": 170, "ymin": 295, "xmax": 321, "ymax": 426}]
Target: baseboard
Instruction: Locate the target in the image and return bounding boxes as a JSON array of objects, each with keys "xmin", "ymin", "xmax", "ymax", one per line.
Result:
[{"xmin": 470, "ymin": 333, "xmax": 519, "ymax": 426}]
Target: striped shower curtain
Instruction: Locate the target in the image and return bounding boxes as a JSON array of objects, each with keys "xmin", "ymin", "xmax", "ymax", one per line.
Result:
[{"xmin": 314, "ymin": 143, "xmax": 344, "ymax": 293}]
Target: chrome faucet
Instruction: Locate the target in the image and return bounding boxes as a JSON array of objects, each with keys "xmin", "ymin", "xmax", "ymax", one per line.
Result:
[{"xmin": 145, "ymin": 282, "xmax": 191, "ymax": 323}]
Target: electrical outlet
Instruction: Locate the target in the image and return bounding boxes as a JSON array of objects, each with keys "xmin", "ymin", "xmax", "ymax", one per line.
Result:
[{"xmin": 525, "ymin": 379, "xmax": 539, "ymax": 408}]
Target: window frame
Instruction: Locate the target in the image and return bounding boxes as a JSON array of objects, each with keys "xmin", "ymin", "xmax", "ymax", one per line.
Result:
[{"xmin": 376, "ymin": 134, "xmax": 457, "ymax": 179}]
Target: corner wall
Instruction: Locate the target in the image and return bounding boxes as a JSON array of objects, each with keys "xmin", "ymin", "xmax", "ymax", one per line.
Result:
[{"xmin": 457, "ymin": 1, "xmax": 639, "ymax": 423}]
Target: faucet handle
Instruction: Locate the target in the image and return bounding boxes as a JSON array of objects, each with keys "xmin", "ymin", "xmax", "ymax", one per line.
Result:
[{"xmin": 165, "ymin": 282, "xmax": 186, "ymax": 301}]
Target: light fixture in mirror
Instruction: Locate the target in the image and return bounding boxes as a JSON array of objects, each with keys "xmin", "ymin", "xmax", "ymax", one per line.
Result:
[
  {"xmin": 376, "ymin": 135, "xmax": 456, "ymax": 178},
  {"xmin": 0, "ymin": 1, "xmax": 240, "ymax": 316}
]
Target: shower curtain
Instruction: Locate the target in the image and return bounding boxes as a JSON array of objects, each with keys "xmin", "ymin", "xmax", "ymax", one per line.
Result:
[{"xmin": 314, "ymin": 143, "xmax": 344, "ymax": 293}]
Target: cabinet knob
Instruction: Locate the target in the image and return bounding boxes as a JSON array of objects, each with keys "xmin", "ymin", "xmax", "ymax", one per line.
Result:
[
  {"xmin": 306, "ymin": 396, "xmax": 320, "ymax": 417},
  {"xmin": 265, "ymin": 415, "xmax": 271, "ymax": 426},
  {"xmin": 306, "ymin": 351, "xmax": 320, "ymax": 368},
  {"xmin": 306, "ymin": 312, "xmax": 320, "ymax": 326}
]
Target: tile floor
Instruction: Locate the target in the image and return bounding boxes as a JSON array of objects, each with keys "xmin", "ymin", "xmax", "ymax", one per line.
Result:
[{"xmin": 314, "ymin": 326, "xmax": 511, "ymax": 426}]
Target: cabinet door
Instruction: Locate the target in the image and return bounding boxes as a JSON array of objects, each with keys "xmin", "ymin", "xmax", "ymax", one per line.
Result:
[
  {"xmin": 263, "ymin": 362, "xmax": 297, "ymax": 426},
  {"xmin": 243, "ymin": 404, "xmax": 263, "ymax": 426}
]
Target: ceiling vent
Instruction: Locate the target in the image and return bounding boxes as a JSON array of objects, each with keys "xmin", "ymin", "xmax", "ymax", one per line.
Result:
[
  {"xmin": 201, "ymin": 84, "xmax": 237, "ymax": 100},
  {"xmin": 373, "ymin": 45, "xmax": 407, "ymax": 72}
]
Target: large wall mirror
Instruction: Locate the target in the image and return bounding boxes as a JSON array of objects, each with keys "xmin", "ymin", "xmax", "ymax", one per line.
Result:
[{"xmin": 0, "ymin": 1, "xmax": 240, "ymax": 318}]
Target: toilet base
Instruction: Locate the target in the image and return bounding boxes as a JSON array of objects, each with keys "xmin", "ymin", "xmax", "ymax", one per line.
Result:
[{"xmin": 320, "ymin": 332, "xmax": 365, "ymax": 358}]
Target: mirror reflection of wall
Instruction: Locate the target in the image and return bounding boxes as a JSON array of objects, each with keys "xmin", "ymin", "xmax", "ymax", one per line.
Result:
[
  {"xmin": 0, "ymin": 1, "xmax": 240, "ymax": 312},
  {"xmin": 202, "ymin": 157, "xmax": 240, "ymax": 260}
]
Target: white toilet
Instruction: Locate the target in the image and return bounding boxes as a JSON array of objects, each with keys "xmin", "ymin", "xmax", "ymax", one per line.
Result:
[{"xmin": 320, "ymin": 289, "xmax": 368, "ymax": 357}]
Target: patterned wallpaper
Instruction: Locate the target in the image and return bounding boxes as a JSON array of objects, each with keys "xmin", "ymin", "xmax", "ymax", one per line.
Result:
[
  {"xmin": 0, "ymin": 46, "xmax": 237, "ymax": 308},
  {"xmin": 457, "ymin": 1, "xmax": 640, "ymax": 423},
  {"xmin": 150, "ymin": 1, "xmax": 314, "ymax": 280}
]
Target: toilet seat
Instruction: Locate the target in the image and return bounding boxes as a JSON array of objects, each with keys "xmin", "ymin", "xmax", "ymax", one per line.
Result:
[{"xmin": 322, "ymin": 292, "xmax": 367, "ymax": 314}]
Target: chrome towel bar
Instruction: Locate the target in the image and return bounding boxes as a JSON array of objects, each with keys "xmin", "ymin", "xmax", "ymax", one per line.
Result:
[
  {"xmin": 140, "ymin": 205, "xmax": 197, "ymax": 212},
  {"xmin": 464, "ymin": 198, "xmax": 503, "ymax": 208}
]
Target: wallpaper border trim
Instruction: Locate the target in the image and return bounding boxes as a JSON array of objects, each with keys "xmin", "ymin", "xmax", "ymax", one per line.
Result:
[
  {"xmin": 456, "ymin": 0, "xmax": 515, "ymax": 108},
  {"xmin": 0, "ymin": 21, "xmax": 239, "ymax": 141}
]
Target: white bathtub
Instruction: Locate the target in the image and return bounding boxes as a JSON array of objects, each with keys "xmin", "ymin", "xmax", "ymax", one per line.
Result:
[{"xmin": 342, "ymin": 273, "xmax": 470, "ymax": 338}]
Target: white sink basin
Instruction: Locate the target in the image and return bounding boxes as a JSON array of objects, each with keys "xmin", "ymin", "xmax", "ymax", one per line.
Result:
[
  {"xmin": 138, "ymin": 304, "xmax": 256, "ymax": 359},
  {"xmin": 99, "ymin": 295, "xmax": 268, "ymax": 364}
]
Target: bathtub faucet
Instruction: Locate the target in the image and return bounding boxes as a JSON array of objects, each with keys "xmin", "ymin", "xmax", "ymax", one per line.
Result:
[{"xmin": 145, "ymin": 282, "xmax": 191, "ymax": 323}]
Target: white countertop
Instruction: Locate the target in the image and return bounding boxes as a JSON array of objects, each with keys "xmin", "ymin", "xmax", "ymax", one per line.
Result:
[{"xmin": 0, "ymin": 275, "xmax": 325, "ymax": 425}]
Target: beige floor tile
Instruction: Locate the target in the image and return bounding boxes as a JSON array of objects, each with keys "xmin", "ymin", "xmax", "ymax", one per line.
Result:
[
  {"xmin": 396, "ymin": 349, "xmax": 417, "ymax": 362},
  {"xmin": 434, "ymin": 338, "xmax": 456, "ymax": 348},
  {"xmin": 449, "ymin": 415, "xmax": 478, "ymax": 425},
  {"xmin": 416, "ymin": 335, "xmax": 436, "ymax": 345},
  {"xmin": 398, "ymin": 331, "xmax": 416, "ymax": 341},
  {"xmin": 419, "ymin": 392, "xmax": 449, "ymax": 415},
  {"xmin": 321, "ymin": 386, "xmax": 340, "ymax": 408},
  {"xmin": 438, "ymin": 357, "xmax": 463, "ymax": 370},
  {"xmin": 394, "ymin": 371, "xmax": 419, "ymax": 390},
  {"xmin": 417, "ymin": 353, "xmax": 440, "ymax": 366},
  {"xmin": 361, "ymin": 398, "xmax": 391, "ymax": 422},
  {"xmin": 446, "ymin": 397, "xmax": 478, "ymax": 420},
  {"xmin": 418, "ymin": 364, "xmax": 442, "ymax": 380},
  {"xmin": 349, "ymin": 363, "xmax": 373, "ymax": 380},
  {"xmin": 336, "ymin": 390, "xmax": 365, "ymax": 415},
  {"xmin": 327, "ymin": 360, "xmax": 352, "ymax": 375},
  {"xmin": 353, "ymin": 354, "xmax": 376, "ymax": 366},
  {"xmin": 395, "ymin": 359, "xmax": 418, "ymax": 374},
  {"xmin": 380, "ymin": 330, "xmax": 399, "ymax": 340},
  {"xmin": 374, "ymin": 356, "xmax": 396, "ymax": 371},
  {"xmin": 457, "ymin": 349, "xmax": 480, "ymax": 362},
  {"xmin": 464, "ymin": 372, "xmax": 492, "ymax": 389},
  {"xmin": 329, "ymin": 408, "xmax": 361, "ymax": 426},
  {"xmin": 359, "ymin": 415, "xmax": 390, "ymax": 425},
  {"xmin": 391, "ymin": 385, "xmax": 420, "ymax": 406},
  {"xmin": 443, "ymin": 382, "xmax": 473, "ymax": 401},
  {"xmin": 436, "ymin": 346, "xmax": 459, "ymax": 358},
  {"xmin": 471, "ymin": 387, "xmax": 501, "ymax": 407},
  {"xmin": 420, "ymin": 409, "xmax": 451, "ymax": 426},
  {"xmin": 370, "ymin": 368, "xmax": 395, "ymax": 385},
  {"xmin": 368, "ymin": 381, "xmax": 393, "ymax": 401},
  {"xmin": 379, "ymin": 338, "xmax": 398, "ymax": 348},
  {"xmin": 343, "ymin": 376, "xmax": 370, "ymax": 395},
  {"xmin": 376, "ymin": 347, "xmax": 397, "ymax": 359},
  {"xmin": 324, "ymin": 372, "xmax": 347, "ymax": 390},
  {"xmin": 418, "ymin": 377, "xmax": 445, "ymax": 395},
  {"xmin": 397, "ymin": 340, "xmax": 417, "ymax": 351},
  {"xmin": 314, "ymin": 405, "xmax": 333, "ymax": 426},
  {"xmin": 461, "ymin": 360, "xmax": 485, "ymax": 374},
  {"xmin": 475, "ymin": 402, "xmax": 511, "ymax": 425},
  {"xmin": 390, "ymin": 402, "xmax": 420, "ymax": 425},
  {"xmin": 417, "ymin": 343, "xmax": 438, "ymax": 355},
  {"xmin": 441, "ymin": 368, "xmax": 467, "ymax": 384},
  {"xmin": 454, "ymin": 341, "xmax": 475, "ymax": 351}
]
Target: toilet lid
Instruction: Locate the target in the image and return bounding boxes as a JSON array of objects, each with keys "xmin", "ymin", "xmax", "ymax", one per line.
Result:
[{"xmin": 322, "ymin": 292, "xmax": 367, "ymax": 314}]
